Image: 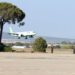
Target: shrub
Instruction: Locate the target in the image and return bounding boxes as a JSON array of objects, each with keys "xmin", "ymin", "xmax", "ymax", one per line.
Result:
[
  {"xmin": 32, "ymin": 37, "xmax": 47, "ymax": 52},
  {"xmin": 61, "ymin": 44, "xmax": 73, "ymax": 49},
  {"xmin": 4, "ymin": 46, "xmax": 12, "ymax": 52},
  {"xmin": 0, "ymin": 43, "xmax": 5, "ymax": 51},
  {"xmin": 15, "ymin": 42, "xmax": 24, "ymax": 46},
  {"xmin": 0, "ymin": 43, "xmax": 12, "ymax": 52}
]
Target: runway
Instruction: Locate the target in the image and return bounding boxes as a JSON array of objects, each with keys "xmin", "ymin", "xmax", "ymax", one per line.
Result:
[{"xmin": 0, "ymin": 53, "xmax": 75, "ymax": 75}]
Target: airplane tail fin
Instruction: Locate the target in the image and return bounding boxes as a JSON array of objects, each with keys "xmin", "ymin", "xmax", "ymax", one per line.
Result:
[{"xmin": 9, "ymin": 27, "xmax": 13, "ymax": 33}]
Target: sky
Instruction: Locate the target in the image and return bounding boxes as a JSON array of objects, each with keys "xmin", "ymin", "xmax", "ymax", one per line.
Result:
[{"xmin": 0, "ymin": 0, "xmax": 75, "ymax": 39}]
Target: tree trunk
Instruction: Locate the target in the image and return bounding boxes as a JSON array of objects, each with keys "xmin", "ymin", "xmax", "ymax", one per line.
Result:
[{"xmin": 0, "ymin": 22, "xmax": 3, "ymax": 44}]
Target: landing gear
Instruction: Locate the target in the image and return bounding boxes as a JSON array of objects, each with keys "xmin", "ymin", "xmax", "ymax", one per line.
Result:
[
  {"xmin": 29, "ymin": 35, "xmax": 33, "ymax": 38},
  {"xmin": 18, "ymin": 37, "xmax": 20, "ymax": 39},
  {"xmin": 25, "ymin": 36, "xmax": 27, "ymax": 39}
]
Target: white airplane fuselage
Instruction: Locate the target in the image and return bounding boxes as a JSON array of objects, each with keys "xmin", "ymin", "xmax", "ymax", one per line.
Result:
[{"xmin": 8, "ymin": 27, "xmax": 36, "ymax": 39}]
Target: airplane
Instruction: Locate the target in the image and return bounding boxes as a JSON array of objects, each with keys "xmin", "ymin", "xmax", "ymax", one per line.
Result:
[{"xmin": 8, "ymin": 27, "xmax": 36, "ymax": 39}]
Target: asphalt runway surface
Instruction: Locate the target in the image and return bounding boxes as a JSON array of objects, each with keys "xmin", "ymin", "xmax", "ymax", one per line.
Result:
[{"xmin": 0, "ymin": 53, "xmax": 75, "ymax": 75}]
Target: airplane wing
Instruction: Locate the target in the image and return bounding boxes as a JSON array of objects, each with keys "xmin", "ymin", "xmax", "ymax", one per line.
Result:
[{"xmin": 8, "ymin": 27, "xmax": 36, "ymax": 39}]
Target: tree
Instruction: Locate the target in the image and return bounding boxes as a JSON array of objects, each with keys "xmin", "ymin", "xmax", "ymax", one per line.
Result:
[
  {"xmin": 32, "ymin": 37, "xmax": 47, "ymax": 52},
  {"xmin": 0, "ymin": 2, "xmax": 25, "ymax": 44}
]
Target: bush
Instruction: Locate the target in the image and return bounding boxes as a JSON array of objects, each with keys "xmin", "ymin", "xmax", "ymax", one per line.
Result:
[
  {"xmin": 0, "ymin": 43, "xmax": 12, "ymax": 52},
  {"xmin": 4, "ymin": 46, "xmax": 12, "ymax": 52},
  {"xmin": 32, "ymin": 37, "xmax": 47, "ymax": 52},
  {"xmin": 0, "ymin": 43, "xmax": 5, "ymax": 51},
  {"xmin": 61, "ymin": 44, "xmax": 73, "ymax": 49},
  {"xmin": 15, "ymin": 42, "xmax": 24, "ymax": 46}
]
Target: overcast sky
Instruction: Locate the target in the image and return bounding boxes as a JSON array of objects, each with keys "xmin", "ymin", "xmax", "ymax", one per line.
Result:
[{"xmin": 0, "ymin": 0, "xmax": 75, "ymax": 39}]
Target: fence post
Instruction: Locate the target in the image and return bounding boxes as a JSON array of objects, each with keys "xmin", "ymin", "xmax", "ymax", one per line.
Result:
[
  {"xmin": 51, "ymin": 44, "xmax": 54, "ymax": 53},
  {"xmin": 73, "ymin": 47, "xmax": 75, "ymax": 54}
]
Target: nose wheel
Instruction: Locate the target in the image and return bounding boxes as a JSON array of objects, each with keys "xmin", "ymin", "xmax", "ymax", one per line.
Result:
[{"xmin": 18, "ymin": 37, "xmax": 20, "ymax": 39}]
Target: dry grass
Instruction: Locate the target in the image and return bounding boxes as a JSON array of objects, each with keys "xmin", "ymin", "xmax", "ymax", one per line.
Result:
[{"xmin": 13, "ymin": 48, "xmax": 73, "ymax": 54}]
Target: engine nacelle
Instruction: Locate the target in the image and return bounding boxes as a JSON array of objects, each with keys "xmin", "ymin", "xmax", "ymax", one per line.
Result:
[{"xmin": 29, "ymin": 35, "xmax": 33, "ymax": 38}]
